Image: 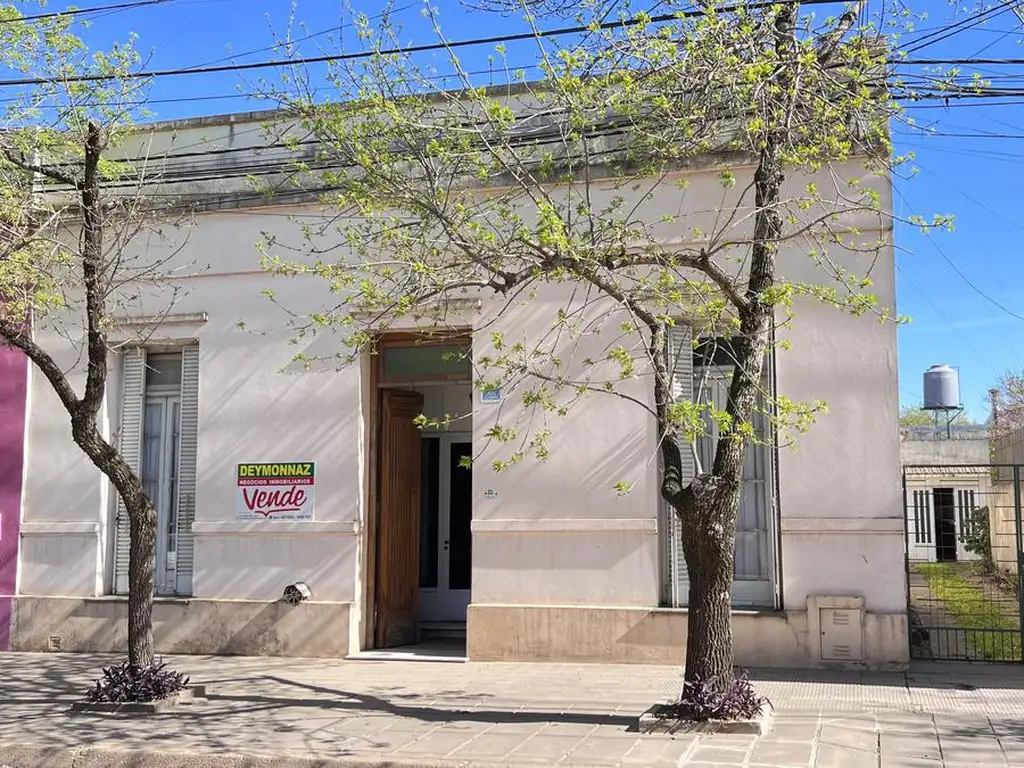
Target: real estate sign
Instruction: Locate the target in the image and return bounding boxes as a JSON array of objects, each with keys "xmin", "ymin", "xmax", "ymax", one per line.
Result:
[{"xmin": 236, "ymin": 462, "xmax": 315, "ymax": 520}]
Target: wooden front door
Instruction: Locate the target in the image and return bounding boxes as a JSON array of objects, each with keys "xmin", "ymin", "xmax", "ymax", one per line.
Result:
[{"xmin": 375, "ymin": 389, "xmax": 424, "ymax": 648}]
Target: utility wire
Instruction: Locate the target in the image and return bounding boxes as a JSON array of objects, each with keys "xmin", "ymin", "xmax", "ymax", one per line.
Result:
[
  {"xmin": 0, "ymin": 0, "xmax": 842, "ymax": 87},
  {"xmin": 898, "ymin": 0, "xmax": 1020, "ymax": 55},
  {"xmin": 894, "ymin": 262, "xmax": 994, "ymax": 370},
  {"xmin": 0, "ymin": 2, "xmax": 1016, "ymax": 89},
  {"xmin": 893, "ymin": 186, "xmax": 1024, "ymax": 324},
  {"xmin": 0, "ymin": 0, "xmax": 180, "ymax": 24},
  {"xmin": 190, "ymin": 0, "xmax": 422, "ymax": 69},
  {"xmin": 900, "ymin": 57, "xmax": 1024, "ymax": 65}
]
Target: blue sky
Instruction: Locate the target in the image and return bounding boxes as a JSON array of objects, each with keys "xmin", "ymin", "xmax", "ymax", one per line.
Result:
[{"xmin": 64, "ymin": 0, "xmax": 1024, "ymax": 420}]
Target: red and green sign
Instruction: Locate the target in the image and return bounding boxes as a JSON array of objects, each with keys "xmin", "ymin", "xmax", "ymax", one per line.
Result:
[{"xmin": 236, "ymin": 462, "xmax": 315, "ymax": 520}]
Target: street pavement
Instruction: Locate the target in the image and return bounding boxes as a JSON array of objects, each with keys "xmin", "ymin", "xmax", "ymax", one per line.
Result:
[{"xmin": 1, "ymin": 651, "xmax": 1024, "ymax": 766}]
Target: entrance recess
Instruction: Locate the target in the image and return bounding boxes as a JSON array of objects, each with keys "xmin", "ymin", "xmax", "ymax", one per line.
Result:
[
  {"xmin": 367, "ymin": 334, "xmax": 473, "ymax": 652},
  {"xmin": 375, "ymin": 389, "xmax": 424, "ymax": 648},
  {"xmin": 419, "ymin": 434, "xmax": 473, "ymax": 624}
]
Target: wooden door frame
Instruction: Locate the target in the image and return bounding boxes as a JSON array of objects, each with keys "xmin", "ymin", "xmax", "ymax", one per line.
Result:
[{"xmin": 361, "ymin": 331, "xmax": 472, "ymax": 651}]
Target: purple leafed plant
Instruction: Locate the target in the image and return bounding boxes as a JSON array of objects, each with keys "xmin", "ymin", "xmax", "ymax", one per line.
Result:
[
  {"xmin": 85, "ymin": 659, "xmax": 190, "ymax": 703},
  {"xmin": 661, "ymin": 671, "xmax": 770, "ymax": 722}
]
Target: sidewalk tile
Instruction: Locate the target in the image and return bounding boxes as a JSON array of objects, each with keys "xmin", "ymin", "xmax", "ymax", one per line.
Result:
[
  {"xmin": 564, "ymin": 735, "xmax": 644, "ymax": 765},
  {"xmin": 620, "ymin": 735, "xmax": 695, "ymax": 765},
  {"xmin": 394, "ymin": 729, "xmax": 478, "ymax": 756},
  {"xmin": 939, "ymin": 749, "xmax": 1008, "ymax": 765},
  {"xmin": 507, "ymin": 733, "xmax": 584, "ymax": 760},
  {"xmin": 689, "ymin": 744, "xmax": 752, "ymax": 763},
  {"xmin": 485, "ymin": 721, "xmax": 548, "ymax": 736},
  {"xmin": 811, "ymin": 744, "xmax": 876, "ymax": 768},
  {"xmin": 879, "ymin": 734, "xmax": 941, "ymax": 760},
  {"xmin": 541, "ymin": 720, "xmax": 602, "ymax": 737},
  {"xmin": 449, "ymin": 732, "xmax": 527, "ymax": 759},
  {"xmin": 748, "ymin": 739, "xmax": 814, "ymax": 766},
  {"xmin": 817, "ymin": 725, "xmax": 877, "ymax": 750}
]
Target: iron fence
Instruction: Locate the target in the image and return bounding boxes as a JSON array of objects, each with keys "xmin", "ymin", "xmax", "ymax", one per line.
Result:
[{"xmin": 904, "ymin": 464, "xmax": 1024, "ymax": 662}]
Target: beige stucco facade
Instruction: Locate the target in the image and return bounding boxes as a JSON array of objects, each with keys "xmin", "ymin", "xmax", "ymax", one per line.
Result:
[{"xmin": 6, "ymin": 108, "xmax": 908, "ymax": 669}]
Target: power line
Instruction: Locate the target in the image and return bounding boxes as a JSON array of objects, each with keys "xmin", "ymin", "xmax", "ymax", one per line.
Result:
[
  {"xmin": 1, "ymin": 0, "xmax": 180, "ymax": 24},
  {"xmin": 190, "ymin": 0, "xmax": 423, "ymax": 69},
  {"xmin": 893, "ymin": 260, "xmax": 995, "ymax": 383},
  {"xmin": 0, "ymin": 0, "xmax": 842, "ymax": 87},
  {"xmin": 0, "ymin": 2, "xmax": 1016, "ymax": 91},
  {"xmin": 893, "ymin": 186, "xmax": 1024, "ymax": 325},
  {"xmin": 9, "ymin": 62, "xmax": 1024, "ymax": 114},
  {"xmin": 898, "ymin": 0, "xmax": 1020, "ymax": 55},
  {"xmin": 900, "ymin": 57, "xmax": 1024, "ymax": 65},
  {"xmin": 897, "ymin": 129, "xmax": 1024, "ymax": 139}
]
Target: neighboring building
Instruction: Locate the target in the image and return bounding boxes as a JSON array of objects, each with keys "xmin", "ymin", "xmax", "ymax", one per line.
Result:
[
  {"xmin": 0, "ymin": 344, "xmax": 27, "ymax": 651},
  {"xmin": 901, "ymin": 425, "xmax": 991, "ymax": 564},
  {"xmin": 989, "ymin": 427, "xmax": 1024, "ymax": 574},
  {"xmin": 2, "ymin": 105, "xmax": 906, "ymax": 669}
]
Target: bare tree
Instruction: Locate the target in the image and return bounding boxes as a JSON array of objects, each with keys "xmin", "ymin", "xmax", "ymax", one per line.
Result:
[
  {"xmin": 0, "ymin": 10, "xmax": 187, "ymax": 666},
  {"xmin": 258, "ymin": 0, "xmax": 940, "ymax": 702},
  {"xmin": 990, "ymin": 372, "xmax": 1024, "ymax": 439}
]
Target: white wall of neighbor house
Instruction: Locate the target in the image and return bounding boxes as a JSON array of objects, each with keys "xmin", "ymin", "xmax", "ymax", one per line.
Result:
[{"xmin": 16, "ymin": 110, "xmax": 902, "ymax": 664}]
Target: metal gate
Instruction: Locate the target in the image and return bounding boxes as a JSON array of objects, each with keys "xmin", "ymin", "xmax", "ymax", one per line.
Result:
[{"xmin": 904, "ymin": 463, "xmax": 1024, "ymax": 662}]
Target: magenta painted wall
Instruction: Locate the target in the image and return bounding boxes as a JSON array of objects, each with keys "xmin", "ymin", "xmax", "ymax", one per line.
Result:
[{"xmin": 0, "ymin": 344, "xmax": 27, "ymax": 650}]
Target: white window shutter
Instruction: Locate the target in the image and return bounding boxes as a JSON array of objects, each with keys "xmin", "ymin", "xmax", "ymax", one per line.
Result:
[
  {"xmin": 662, "ymin": 337, "xmax": 777, "ymax": 609},
  {"xmin": 662, "ymin": 325, "xmax": 694, "ymax": 607},
  {"xmin": 114, "ymin": 348, "xmax": 146, "ymax": 595},
  {"xmin": 693, "ymin": 368, "xmax": 775, "ymax": 606},
  {"xmin": 174, "ymin": 344, "xmax": 200, "ymax": 596}
]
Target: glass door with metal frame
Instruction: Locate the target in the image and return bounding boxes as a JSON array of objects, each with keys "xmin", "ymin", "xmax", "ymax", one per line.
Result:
[
  {"xmin": 141, "ymin": 353, "xmax": 183, "ymax": 595},
  {"xmin": 419, "ymin": 433, "xmax": 472, "ymax": 623}
]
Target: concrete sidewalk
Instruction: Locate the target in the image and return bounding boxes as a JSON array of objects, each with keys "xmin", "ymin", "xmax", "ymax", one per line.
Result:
[{"xmin": 2, "ymin": 653, "xmax": 1024, "ymax": 767}]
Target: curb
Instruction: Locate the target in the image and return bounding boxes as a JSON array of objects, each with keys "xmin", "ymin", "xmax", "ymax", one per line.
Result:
[
  {"xmin": 637, "ymin": 704, "xmax": 774, "ymax": 735},
  {"xmin": 69, "ymin": 685, "xmax": 208, "ymax": 716},
  {"xmin": 0, "ymin": 745, "xmax": 478, "ymax": 768}
]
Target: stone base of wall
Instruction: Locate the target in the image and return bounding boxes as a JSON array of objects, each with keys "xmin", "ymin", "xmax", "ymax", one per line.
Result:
[
  {"xmin": 467, "ymin": 603, "xmax": 909, "ymax": 669},
  {"xmin": 12, "ymin": 597, "xmax": 908, "ymax": 668},
  {"xmin": 12, "ymin": 596, "xmax": 351, "ymax": 658}
]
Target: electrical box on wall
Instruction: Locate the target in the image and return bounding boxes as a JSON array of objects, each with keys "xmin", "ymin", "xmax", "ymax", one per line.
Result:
[
  {"xmin": 820, "ymin": 607, "xmax": 864, "ymax": 662},
  {"xmin": 808, "ymin": 595, "xmax": 866, "ymax": 666}
]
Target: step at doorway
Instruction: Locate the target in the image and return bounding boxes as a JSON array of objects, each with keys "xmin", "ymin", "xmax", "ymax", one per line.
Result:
[{"xmin": 347, "ymin": 633, "xmax": 466, "ymax": 663}]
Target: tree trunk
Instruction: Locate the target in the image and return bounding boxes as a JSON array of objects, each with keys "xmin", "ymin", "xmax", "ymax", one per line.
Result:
[
  {"xmin": 70, "ymin": 419, "xmax": 156, "ymax": 666},
  {"xmin": 1, "ymin": 123, "xmax": 159, "ymax": 667},
  {"xmin": 661, "ymin": 5, "xmax": 797, "ymax": 696},
  {"xmin": 126, "ymin": 495, "xmax": 156, "ymax": 666},
  {"xmin": 683, "ymin": 539, "xmax": 734, "ymax": 683},
  {"xmin": 76, "ymin": 121, "xmax": 156, "ymax": 666},
  {"xmin": 677, "ymin": 478, "xmax": 735, "ymax": 686}
]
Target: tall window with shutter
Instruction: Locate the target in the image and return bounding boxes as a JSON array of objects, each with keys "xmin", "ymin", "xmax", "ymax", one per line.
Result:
[
  {"xmin": 660, "ymin": 327, "xmax": 778, "ymax": 608},
  {"xmin": 113, "ymin": 345, "xmax": 199, "ymax": 596}
]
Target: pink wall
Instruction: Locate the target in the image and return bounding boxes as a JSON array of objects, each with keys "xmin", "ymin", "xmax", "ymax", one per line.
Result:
[{"xmin": 0, "ymin": 344, "xmax": 27, "ymax": 649}]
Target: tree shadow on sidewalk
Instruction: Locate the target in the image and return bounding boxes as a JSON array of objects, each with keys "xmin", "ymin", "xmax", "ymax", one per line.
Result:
[{"xmin": 191, "ymin": 675, "xmax": 637, "ymax": 729}]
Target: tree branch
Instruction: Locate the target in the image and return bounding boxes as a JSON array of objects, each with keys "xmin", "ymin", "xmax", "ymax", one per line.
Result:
[
  {"xmin": 2, "ymin": 147, "xmax": 82, "ymax": 189},
  {"xmin": 0, "ymin": 319, "xmax": 80, "ymax": 414},
  {"xmin": 815, "ymin": 1, "xmax": 864, "ymax": 65}
]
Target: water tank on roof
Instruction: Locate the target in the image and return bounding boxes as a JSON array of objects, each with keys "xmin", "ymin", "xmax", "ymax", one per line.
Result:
[{"xmin": 923, "ymin": 365, "xmax": 961, "ymax": 410}]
